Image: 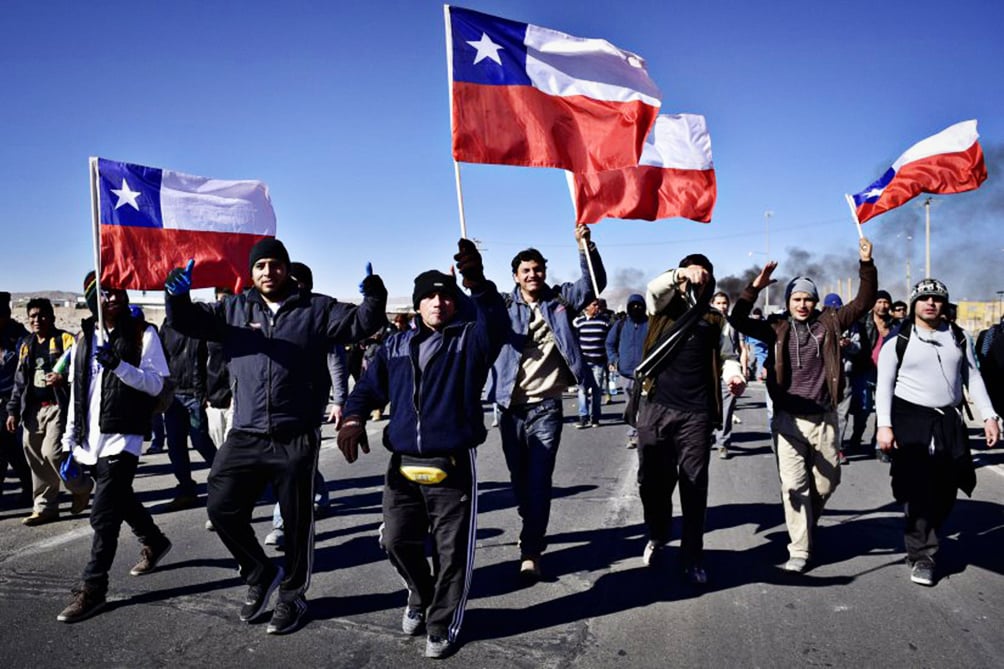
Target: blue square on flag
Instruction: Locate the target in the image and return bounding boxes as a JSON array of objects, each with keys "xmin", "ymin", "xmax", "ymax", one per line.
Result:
[
  {"xmin": 98, "ymin": 158, "xmax": 164, "ymax": 229},
  {"xmin": 450, "ymin": 7, "xmax": 530, "ymax": 86}
]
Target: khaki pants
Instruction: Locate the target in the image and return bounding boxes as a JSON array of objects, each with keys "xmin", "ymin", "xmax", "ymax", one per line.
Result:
[
  {"xmin": 773, "ymin": 409, "xmax": 841, "ymax": 560},
  {"xmin": 23, "ymin": 404, "xmax": 92, "ymax": 513}
]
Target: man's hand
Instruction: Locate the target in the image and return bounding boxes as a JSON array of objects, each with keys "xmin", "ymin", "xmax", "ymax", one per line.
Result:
[
  {"xmin": 676, "ymin": 265, "xmax": 709, "ymax": 288},
  {"xmin": 876, "ymin": 426, "xmax": 896, "ymax": 452},
  {"xmin": 574, "ymin": 224, "xmax": 591, "ymax": 244},
  {"xmin": 165, "ymin": 259, "xmax": 195, "ymax": 296},
  {"xmin": 44, "ymin": 372, "xmax": 64, "ymax": 386},
  {"xmin": 454, "ymin": 238, "xmax": 486, "ymax": 289},
  {"xmin": 984, "ymin": 417, "xmax": 1000, "ymax": 447},
  {"xmin": 327, "ymin": 404, "xmax": 344, "ymax": 429},
  {"xmin": 359, "ymin": 270, "xmax": 388, "ymax": 302},
  {"xmin": 94, "ymin": 343, "xmax": 121, "ymax": 371},
  {"xmin": 337, "ymin": 416, "xmax": 369, "ymax": 463},
  {"xmin": 859, "ymin": 237, "xmax": 873, "ymax": 262},
  {"xmin": 752, "ymin": 261, "xmax": 778, "ymax": 291},
  {"xmin": 726, "ymin": 376, "xmax": 746, "ymax": 397},
  {"xmin": 5, "ymin": 416, "xmax": 16, "ymax": 433}
]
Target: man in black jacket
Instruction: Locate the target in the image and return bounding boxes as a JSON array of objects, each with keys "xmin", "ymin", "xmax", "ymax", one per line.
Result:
[{"xmin": 165, "ymin": 238, "xmax": 386, "ymax": 635}]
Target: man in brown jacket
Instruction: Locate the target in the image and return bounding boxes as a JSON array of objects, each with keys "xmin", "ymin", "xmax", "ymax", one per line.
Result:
[{"xmin": 730, "ymin": 238, "xmax": 877, "ymax": 573}]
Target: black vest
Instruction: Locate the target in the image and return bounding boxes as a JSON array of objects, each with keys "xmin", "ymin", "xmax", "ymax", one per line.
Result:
[{"xmin": 72, "ymin": 315, "xmax": 155, "ymax": 444}]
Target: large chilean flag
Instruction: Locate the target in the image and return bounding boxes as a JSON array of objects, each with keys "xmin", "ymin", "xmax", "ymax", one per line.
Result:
[
  {"xmin": 851, "ymin": 120, "xmax": 987, "ymax": 224},
  {"xmin": 446, "ymin": 5, "xmax": 661, "ymax": 173},
  {"xmin": 96, "ymin": 158, "xmax": 276, "ymax": 292}
]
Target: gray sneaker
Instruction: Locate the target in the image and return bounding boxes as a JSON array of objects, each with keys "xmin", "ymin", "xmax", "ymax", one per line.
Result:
[
  {"xmin": 780, "ymin": 557, "xmax": 808, "ymax": 573},
  {"xmin": 910, "ymin": 558, "xmax": 935, "ymax": 586},
  {"xmin": 264, "ymin": 529, "xmax": 285, "ymax": 550},
  {"xmin": 402, "ymin": 607, "xmax": 425, "ymax": 635},
  {"xmin": 425, "ymin": 635, "xmax": 454, "ymax": 659}
]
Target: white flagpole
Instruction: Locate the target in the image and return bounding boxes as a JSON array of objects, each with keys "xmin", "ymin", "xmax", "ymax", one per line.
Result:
[
  {"xmin": 443, "ymin": 5, "xmax": 468, "ymax": 239},
  {"xmin": 88, "ymin": 157, "xmax": 105, "ymax": 343},
  {"xmin": 564, "ymin": 171, "xmax": 600, "ymax": 297},
  {"xmin": 844, "ymin": 193, "xmax": 865, "ymax": 239}
]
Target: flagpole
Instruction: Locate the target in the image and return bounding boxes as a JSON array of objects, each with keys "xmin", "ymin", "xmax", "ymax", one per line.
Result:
[
  {"xmin": 563, "ymin": 171, "xmax": 601, "ymax": 297},
  {"xmin": 923, "ymin": 197, "xmax": 931, "ymax": 277},
  {"xmin": 88, "ymin": 157, "xmax": 105, "ymax": 342},
  {"xmin": 844, "ymin": 194, "xmax": 864, "ymax": 239},
  {"xmin": 454, "ymin": 161, "xmax": 468, "ymax": 239}
]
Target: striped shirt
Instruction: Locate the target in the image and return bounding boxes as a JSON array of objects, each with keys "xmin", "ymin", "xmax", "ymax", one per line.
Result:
[{"xmin": 573, "ymin": 313, "xmax": 610, "ymax": 366}]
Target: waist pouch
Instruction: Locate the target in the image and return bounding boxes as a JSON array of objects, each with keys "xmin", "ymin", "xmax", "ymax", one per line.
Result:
[{"xmin": 399, "ymin": 454, "xmax": 455, "ymax": 485}]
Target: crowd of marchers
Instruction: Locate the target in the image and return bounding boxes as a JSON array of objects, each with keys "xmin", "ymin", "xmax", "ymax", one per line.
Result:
[{"xmin": 1, "ymin": 230, "xmax": 1001, "ymax": 659}]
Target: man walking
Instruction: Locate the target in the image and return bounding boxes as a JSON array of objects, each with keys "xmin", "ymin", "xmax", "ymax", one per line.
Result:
[
  {"xmin": 0, "ymin": 291, "xmax": 32, "ymax": 507},
  {"xmin": 338, "ymin": 239, "xmax": 506, "ymax": 659},
  {"xmin": 634, "ymin": 255, "xmax": 745, "ymax": 584},
  {"xmin": 57, "ymin": 275, "xmax": 173, "ymax": 623},
  {"xmin": 876, "ymin": 278, "xmax": 999, "ymax": 586},
  {"xmin": 490, "ymin": 224, "xmax": 605, "ymax": 580},
  {"xmin": 710, "ymin": 291, "xmax": 746, "ymax": 459},
  {"xmin": 731, "ymin": 238, "xmax": 877, "ymax": 573},
  {"xmin": 605, "ymin": 293, "xmax": 648, "ymax": 448},
  {"xmin": 6, "ymin": 298, "xmax": 92, "ymax": 525},
  {"xmin": 572, "ymin": 298, "xmax": 609, "ymax": 428},
  {"xmin": 165, "ymin": 238, "xmax": 386, "ymax": 635}
]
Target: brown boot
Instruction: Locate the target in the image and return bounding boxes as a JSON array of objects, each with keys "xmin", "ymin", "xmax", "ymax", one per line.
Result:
[
  {"xmin": 56, "ymin": 585, "xmax": 106, "ymax": 623},
  {"xmin": 130, "ymin": 538, "xmax": 173, "ymax": 576},
  {"xmin": 22, "ymin": 510, "xmax": 60, "ymax": 526}
]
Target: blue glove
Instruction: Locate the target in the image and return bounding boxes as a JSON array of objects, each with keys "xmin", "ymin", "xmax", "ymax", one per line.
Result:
[
  {"xmin": 94, "ymin": 343, "xmax": 121, "ymax": 371},
  {"xmin": 165, "ymin": 259, "xmax": 195, "ymax": 296},
  {"xmin": 59, "ymin": 452, "xmax": 81, "ymax": 483},
  {"xmin": 358, "ymin": 263, "xmax": 387, "ymax": 301}
]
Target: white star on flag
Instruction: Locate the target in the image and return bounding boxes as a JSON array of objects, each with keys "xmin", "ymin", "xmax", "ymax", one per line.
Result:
[
  {"xmin": 864, "ymin": 187, "xmax": 884, "ymax": 199},
  {"xmin": 111, "ymin": 179, "xmax": 142, "ymax": 210},
  {"xmin": 467, "ymin": 32, "xmax": 504, "ymax": 65}
]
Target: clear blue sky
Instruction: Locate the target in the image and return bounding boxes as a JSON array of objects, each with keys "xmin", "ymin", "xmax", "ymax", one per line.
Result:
[{"xmin": 3, "ymin": 0, "xmax": 1003, "ymax": 305}]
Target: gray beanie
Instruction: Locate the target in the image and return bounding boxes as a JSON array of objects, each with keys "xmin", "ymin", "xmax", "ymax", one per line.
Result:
[{"xmin": 785, "ymin": 276, "xmax": 819, "ymax": 303}]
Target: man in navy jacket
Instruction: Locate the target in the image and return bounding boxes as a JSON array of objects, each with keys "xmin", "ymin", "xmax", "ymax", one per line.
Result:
[
  {"xmin": 337, "ymin": 239, "xmax": 506, "ymax": 660},
  {"xmin": 165, "ymin": 238, "xmax": 387, "ymax": 635}
]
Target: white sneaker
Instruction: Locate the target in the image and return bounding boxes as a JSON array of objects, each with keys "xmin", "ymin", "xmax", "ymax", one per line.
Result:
[{"xmin": 642, "ymin": 540, "xmax": 665, "ymax": 567}]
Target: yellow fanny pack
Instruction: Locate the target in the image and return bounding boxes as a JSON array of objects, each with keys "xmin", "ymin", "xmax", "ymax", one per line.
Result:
[{"xmin": 399, "ymin": 454, "xmax": 455, "ymax": 485}]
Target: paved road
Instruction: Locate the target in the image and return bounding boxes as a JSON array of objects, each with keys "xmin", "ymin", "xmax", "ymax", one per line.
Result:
[{"xmin": 1, "ymin": 385, "xmax": 1002, "ymax": 668}]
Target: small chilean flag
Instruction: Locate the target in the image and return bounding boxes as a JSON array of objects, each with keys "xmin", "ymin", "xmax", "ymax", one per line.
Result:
[
  {"xmin": 446, "ymin": 5, "xmax": 661, "ymax": 173},
  {"xmin": 95, "ymin": 158, "xmax": 276, "ymax": 292},
  {"xmin": 570, "ymin": 113, "xmax": 717, "ymax": 224},
  {"xmin": 851, "ymin": 120, "xmax": 987, "ymax": 224}
]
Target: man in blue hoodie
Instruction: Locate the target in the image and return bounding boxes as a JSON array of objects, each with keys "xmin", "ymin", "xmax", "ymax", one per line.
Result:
[
  {"xmin": 606, "ymin": 294, "xmax": 648, "ymax": 448},
  {"xmin": 337, "ymin": 239, "xmax": 506, "ymax": 659}
]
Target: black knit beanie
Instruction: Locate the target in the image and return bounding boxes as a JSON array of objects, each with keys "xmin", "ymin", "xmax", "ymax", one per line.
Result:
[
  {"xmin": 248, "ymin": 238, "xmax": 290, "ymax": 275},
  {"xmin": 412, "ymin": 270, "xmax": 458, "ymax": 309}
]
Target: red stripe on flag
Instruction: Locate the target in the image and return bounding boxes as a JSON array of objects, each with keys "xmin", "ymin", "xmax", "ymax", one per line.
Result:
[
  {"xmin": 451, "ymin": 82, "xmax": 658, "ymax": 173},
  {"xmin": 574, "ymin": 165, "xmax": 716, "ymax": 224},
  {"xmin": 857, "ymin": 141, "xmax": 986, "ymax": 224},
  {"xmin": 101, "ymin": 226, "xmax": 270, "ymax": 292}
]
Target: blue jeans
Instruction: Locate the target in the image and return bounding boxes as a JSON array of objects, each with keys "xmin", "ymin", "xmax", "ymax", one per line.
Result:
[
  {"xmin": 165, "ymin": 393, "xmax": 218, "ymax": 496},
  {"xmin": 576, "ymin": 363, "xmax": 604, "ymax": 422},
  {"xmin": 498, "ymin": 398, "xmax": 563, "ymax": 558}
]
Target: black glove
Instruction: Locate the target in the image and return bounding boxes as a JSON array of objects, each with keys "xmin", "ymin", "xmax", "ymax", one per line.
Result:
[
  {"xmin": 337, "ymin": 416, "xmax": 369, "ymax": 464},
  {"xmin": 359, "ymin": 274, "xmax": 387, "ymax": 302},
  {"xmin": 165, "ymin": 259, "xmax": 195, "ymax": 296},
  {"xmin": 454, "ymin": 238, "xmax": 485, "ymax": 288},
  {"xmin": 94, "ymin": 343, "xmax": 121, "ymax": 371}
]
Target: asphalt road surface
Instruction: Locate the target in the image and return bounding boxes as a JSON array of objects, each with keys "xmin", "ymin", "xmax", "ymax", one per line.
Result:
[{"xmin": 2, "ymin": 384, "xmax": 1002, "ymax": 668}]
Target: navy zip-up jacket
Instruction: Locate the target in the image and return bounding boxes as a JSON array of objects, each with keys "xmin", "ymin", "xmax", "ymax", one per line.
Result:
[
  {"xmin": 166, "ymin": 286, "xmax": 386, "ymax": 438},
  {"xmin": 344, "ymin": 281, "xmax": 506, "ymax": 456}
]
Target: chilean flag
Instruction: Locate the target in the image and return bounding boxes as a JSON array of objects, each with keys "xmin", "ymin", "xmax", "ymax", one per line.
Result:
[
  {"xmin": 851, "ymin": 120, "xmax": 987, "ymax": 224},
  {"xmin": 446, "ymin": 5, "xmax": 661, "ymax": 173},
  {"xmin": 95, "ymin": 158, "xmax": 276, "ymax": 292},
  {"xmin": 570, "ymin": 113, "xmax": 717, "ymax": 224}
]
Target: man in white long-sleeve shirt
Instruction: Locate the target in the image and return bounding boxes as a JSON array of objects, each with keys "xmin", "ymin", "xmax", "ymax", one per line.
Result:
[
  {"xmin": 876, "ymin": 278, "xmax": 999, "ymax": 587},
  {"xmin": 56, "ymin": 274, "xmax": 172, "ymax": 623}
]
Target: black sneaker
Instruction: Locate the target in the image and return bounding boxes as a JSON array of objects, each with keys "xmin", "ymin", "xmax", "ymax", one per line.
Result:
[
  {"xmin": 683, "ymin": 563, "xmax": 708, "ymax": 585},
  {"xmin": 240, "ymin": 566, "xmax": 284, "ymax": 622},
  {"xmin": 56, "ymin": 585, "xmax": 106, "ymax": 623},
  {"xmin": 910, "ymin": 558, "xmax": 935, "ymax": 586},
  {"xmin": 130, "ymin": 538, "xmax": 172, "ymax": 576},
  {"xmin": 574, "ymin": 418, "xmax": 590, "ymax": 429},
  {"xmin": 266, "ymin": 595, "xmax": 307, "ymax": 635}
]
